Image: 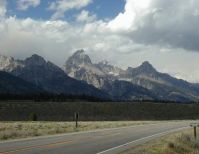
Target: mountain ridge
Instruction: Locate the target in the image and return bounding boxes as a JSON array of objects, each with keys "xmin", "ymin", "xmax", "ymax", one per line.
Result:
[
  {"xmin": 1, "ymin": 51, "xmax": 199, "ymax": 102},
  {"xmin": 0, "ymin": 53, "xmax": 110, "ymax": 100},
  {"xmin": 64, "ymin": 50, "xmax": 199, "ymax": 102}
]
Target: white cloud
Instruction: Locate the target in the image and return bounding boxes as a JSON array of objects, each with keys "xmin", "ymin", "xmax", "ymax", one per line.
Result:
[
  {"xmin": 1, "ymin": 0, "xmax": 199, "ymax": 82},
  {"xmin": 1, "ymin": 14, "xmax": 199, "ymax": 82},
  {"xmin": 76, "ymin": 10, "xmax": 96, "ymax": 23},
  {"xmin": 111, "ymin": 0, "xmax": 199, "ymax": 51},
  {"xmin": 108, "ymin": 0, "xmax": 151, "ymax": 31},
  {"xmin": 48, "ymin": 0, "xmax": 92, "ymax": 19},
  {"xmin": 0, "ymin": 0, "xmax": 6, "ymax": 18},
  {"xmin": 17, "ymin": 0, "xmax": 40, "ymax": 11}
]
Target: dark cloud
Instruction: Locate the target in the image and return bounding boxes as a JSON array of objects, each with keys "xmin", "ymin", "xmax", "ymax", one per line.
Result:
[{"xmin": 130, "ymin": 0, "xmax": 199, "ymax": 51}]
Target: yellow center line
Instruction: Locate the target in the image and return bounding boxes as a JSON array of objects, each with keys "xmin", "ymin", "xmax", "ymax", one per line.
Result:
[
  {"xmin": 93, "ymin": 132, "xmax": 122, "ymax": 139},
  {"xmin": 0, "ymin": 132, "xmax": 122, "ymax": 154},
  {"xmin": 0, "ymin": 140, "xmax": 73, "ymax": 154}
]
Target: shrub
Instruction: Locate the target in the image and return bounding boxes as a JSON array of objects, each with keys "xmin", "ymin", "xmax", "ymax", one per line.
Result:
[
  {"xmin": 168, "ymin": 142, "xmax": 175, "ymax": 149},
  {"xmin": 29, "ymin": 113, "xmax": 38, "ymax": 121}
]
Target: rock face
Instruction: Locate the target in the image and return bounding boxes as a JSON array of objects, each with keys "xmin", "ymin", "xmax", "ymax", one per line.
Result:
[
  {"xmin": 65, "ymin": 50, "xmax": 123, "ymax": 89},
  {"xmin": 0, "ymin": 55, "xmax": 24, "ymax": 72},
  {"xmin": 65, "ymin": 50, "xmax": 92, "ymax": 67},
  {"xmin": 65, "ymin": 50, "xmax": 104, "ymax": 88},
  {"xmin": 64, "ymin": 50, "xmax": 199, "ymax": 102},
  {"xmin": 0, "ymin": 54, "xmax": 109, "ymax": 99},
  {"xmin": 95, "ymin": 60, "xmax": 124, "ymax": 77}
]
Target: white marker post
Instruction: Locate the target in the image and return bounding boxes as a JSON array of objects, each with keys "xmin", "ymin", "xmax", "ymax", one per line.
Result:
[{"xmin": 190, "ymin": 123, "xmax": 199, "ymax": 139}]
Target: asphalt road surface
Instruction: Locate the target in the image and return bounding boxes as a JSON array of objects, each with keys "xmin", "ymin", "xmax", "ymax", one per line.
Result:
[{"xmin": 0, "ymin": 121, "xmax": 191, "ymax": 154}]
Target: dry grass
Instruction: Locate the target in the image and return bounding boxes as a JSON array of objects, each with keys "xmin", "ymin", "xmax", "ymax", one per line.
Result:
[
  {"xmin": 0, "ymin": 121, "xmax": 160, "ymax": 141},
  {"xmin": 121, "ymin": 129, "xmax": 199, "ymax": 154}
]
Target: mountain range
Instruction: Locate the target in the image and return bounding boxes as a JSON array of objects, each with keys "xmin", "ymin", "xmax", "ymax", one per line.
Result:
[
  {"xmin": 0, "ymin": 54, "xmax": 108, "ymax": 100},
  {"xmin": 64, "ymin": 50, "xmax": 199, "ymax": 102},
  {"xmin": 0, "ymin": 50, "xmax": 199, "ymax": 102}
]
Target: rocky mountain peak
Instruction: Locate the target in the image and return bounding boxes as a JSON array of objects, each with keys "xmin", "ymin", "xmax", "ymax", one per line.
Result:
[
  {"xmin": 74, "ymin": 49, "xmax": 85, "ymax": 56},
  {"xmin": 0, "ymin": 55, "xmax": 14, "ymax": 65},
  {"xmin": 141, "ymin": 61, "xmax": 153, "ymax": 67},
  {"xmin": 0, "ymin": 55, "xmax": 14, "ymax": 61},
  {"xmin": 0, "ymin": 55, "xmax": 13, "ymax": 69},
  {"xmin": 0, "ymin": 55, "xmax": 23, "ymax": 72},
  {"xmin": 25, "ymin": 54, "xmax": 46, "ymax": 66},
  {"xmin": 137, "ymin": 61, "xmax": 156, "ymax": 73},
  {"xmin": 66, "ymin": 49, "xmax": 92, "ymax": 67},
  {"xmin": 126, "ymin": 61, "xmax": 157, "ymax": 77}
]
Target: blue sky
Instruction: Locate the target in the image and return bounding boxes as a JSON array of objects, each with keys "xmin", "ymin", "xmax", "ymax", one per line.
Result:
[
  {"xmin": 1, "ymin": 0, "xmax": 199, "ymax": 82},
  {"xmin": 7, "ymin": 0, "xmax": 125, "ymax": 21}
]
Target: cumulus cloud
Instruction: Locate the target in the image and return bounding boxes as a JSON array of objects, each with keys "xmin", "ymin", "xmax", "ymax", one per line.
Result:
[
  {"xmin": 76, "ymin": 10, "xmax": 96, "ymax": 23},
  {"xmin": 17, "ymin": 0, "xmax": 40, "ymax": 11},
  {"xmin": 110, "ymin": 0, "xmax": 199, "ymax": 51},
  {"xmin": 131, "ymin": 0, "xmax": 199, "ymax": 51},
  {"xmin": 108, "ymin": 0, "xmax": 151, "ymax": 31},
  {"xmin": 48, "ymin": 0, "xmax": 92, "ymax": 19},
  {"xmin": 0, "ymin": 14, "xmax": 134, "ymax": 68},
  {"xmin": 1, "ymin": 0, "xmax": 199, "ymax": 82}
]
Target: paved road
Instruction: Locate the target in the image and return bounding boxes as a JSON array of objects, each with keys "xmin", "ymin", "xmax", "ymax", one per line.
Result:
[{"xmin": 0, "ymin": 121, "xmax": 191, "ymax": 154}]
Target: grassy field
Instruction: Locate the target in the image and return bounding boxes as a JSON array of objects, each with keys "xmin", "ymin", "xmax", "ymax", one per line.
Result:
[
  {"xmin": 0, "ymin": 121, "xmax": 160, "ymax": 141},
  {"xmin": 121, "ymin": 128, "xmax": 199, "ymax": 154}
]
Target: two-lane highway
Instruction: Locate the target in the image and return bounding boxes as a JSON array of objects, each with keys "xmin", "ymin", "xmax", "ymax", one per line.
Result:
[{"xmin": 0, "ymin": 121, "xmax": 191, "ymax": 154}]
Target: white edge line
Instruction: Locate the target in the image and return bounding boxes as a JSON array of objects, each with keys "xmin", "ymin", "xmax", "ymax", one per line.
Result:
[
  {"xmin": 0, "ymin": 121, "xmax": 191, "ymax": 144},
  {"xmin": 97, "ymin": 126, "xmax": 190, "ymax": 154},
  {"xmin": 0, "ymin": 122, "xmax": 174, "ymax": 144}
]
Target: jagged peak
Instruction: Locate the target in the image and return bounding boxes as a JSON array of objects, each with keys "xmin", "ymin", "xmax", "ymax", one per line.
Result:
[
  {"xmin": 25, "ymin": 54, "xmax": 46, "ymax": 65},
  {"xmin": 0, "ymin": 54, "xmax": 14, "ymax": 61},
  {"xmin": 72, "ymin": 49, "xmax": 89, "ymax": 59},
  {"xmin": 137, "ymin": 61, "xmax": 157, "ymax": 73},
  {"xmin": 140, "ymin": 61, "xmax": 154, "ymax": 68},
  {"xmin": 30, "ymin": 54, "xmax": 44, "ymax": 59},
  {"xmin": 127, "ymin": 61, "xmax": 157, "ymax": 75},
  {"xmin": 74, "ymin": 49, "xmax": 85, "ymax": 56},
  {"xmin": 66, "ymin": 49, "xmax": 92, "ymax": 65},
  {"xmin": 0, "ymin": 54, "xmax": 24, "ymax": 72}
]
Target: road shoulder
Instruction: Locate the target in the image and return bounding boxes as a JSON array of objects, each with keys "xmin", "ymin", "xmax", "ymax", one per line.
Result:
[{"xmin": 119, "ymin": 128, "xmax": 198, "ymax": 154}]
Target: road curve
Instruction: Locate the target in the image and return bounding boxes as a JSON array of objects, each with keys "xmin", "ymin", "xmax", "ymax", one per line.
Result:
[{"xmin": 0, "ymin": 121, "xmax": 191, "ymax": 154}]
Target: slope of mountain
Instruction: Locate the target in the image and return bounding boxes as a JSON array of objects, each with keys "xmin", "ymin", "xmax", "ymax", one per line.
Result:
[
  {"xmin": 10, "ymin": 54, "xmax": 109, "ymax": 99},
  {"xmin": 102, "ymin": 80, "xmax": 157, "ymax": 101},
  {"xmin": 119, "ymin": 61, "xmax": 199, "ymax": 102},
  {"xmin": 0, "ymin": 71, "xmax": 42, "ymax": 94},
  {"xmin": 64, "ymin": 50, "xmax": 199, "ymax": 102}
]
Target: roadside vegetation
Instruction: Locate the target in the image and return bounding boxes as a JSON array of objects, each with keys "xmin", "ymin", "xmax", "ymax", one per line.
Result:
[
  {"xmin": 121, "ymin": 129, "xmax": 199, "ymax": 154},
  {"xmin": 0, "ymin": 121, "xmax": 159, "ymax": 141}
]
